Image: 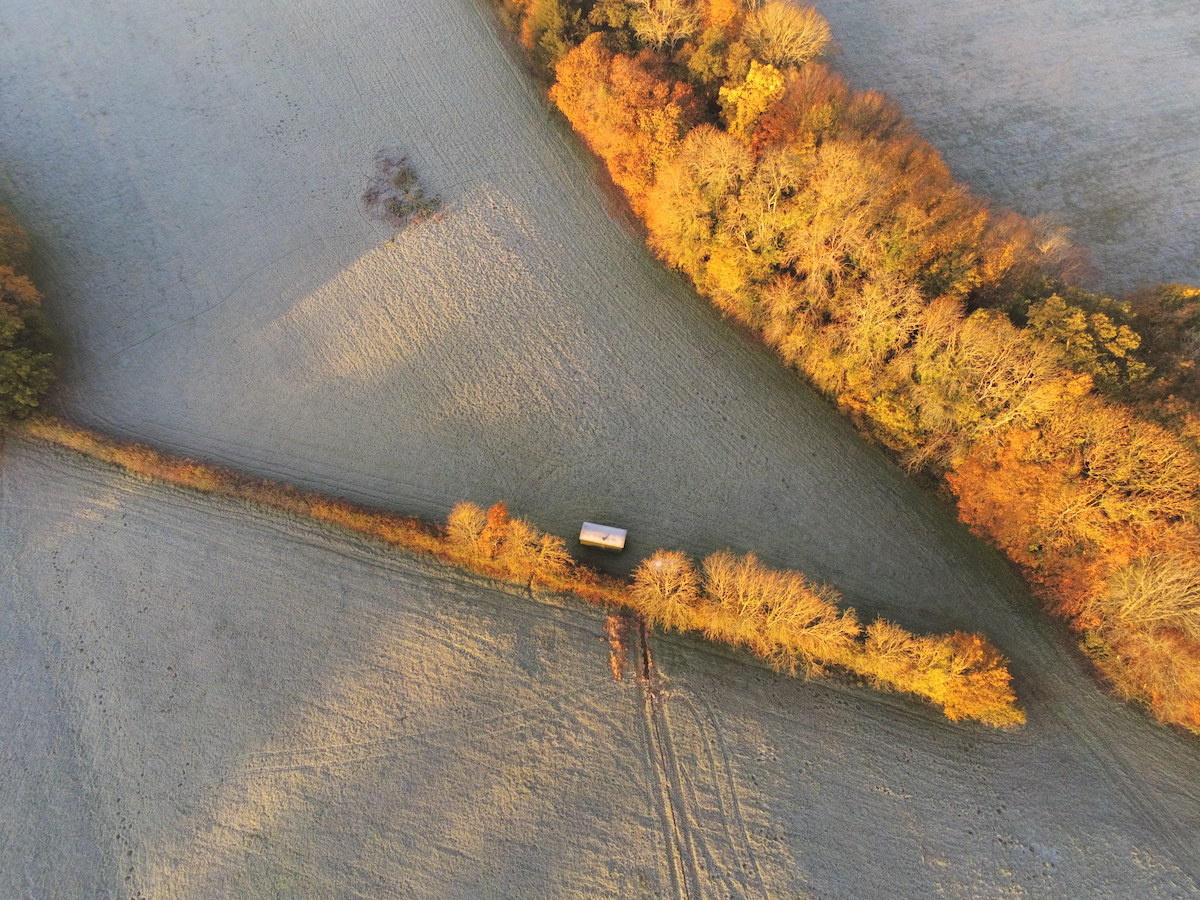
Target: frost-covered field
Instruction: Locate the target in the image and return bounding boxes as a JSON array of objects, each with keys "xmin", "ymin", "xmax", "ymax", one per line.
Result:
[
  {"xmin": 4, "ymin": 443, "xmax": 1200, "ymax": 897},
  {"xmin": 0, "ymin": 0, "xmax": 1021, "ymax": 604},
  {"xmin": 815, "ymin": 0, "xmax": 1200, "ymax": 292},
  {"xmin": 1, "ymin": 444, "xmax": 670, "ymax": 898},
  {"xmin": 2, "ymin": 0, "xmax": 1200, "ymax": 894}
]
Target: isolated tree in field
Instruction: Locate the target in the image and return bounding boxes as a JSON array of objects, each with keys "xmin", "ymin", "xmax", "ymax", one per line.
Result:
[
  {"xmin": 631, "ymin": 550, "xmax": 701, "ymax": 627},
  {"xmin": 742, "ymin": 2, "xmax": 830, "ymax": 69}
]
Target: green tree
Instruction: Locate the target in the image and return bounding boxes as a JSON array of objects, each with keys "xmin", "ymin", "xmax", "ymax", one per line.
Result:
[
  {"xmin": 513, "ymin": 0, "xmax": 587, "ymax": 73},
  {"xmin": 685, "ymin": 25, "xmax": 752, "ymax": 90},
  {"xmin": 1027, "ymin": 288, "xmax": 1150, "ymax": 389},
  {"xmin": 0, "ymin": 209, "xmax": 53, "ymax": 424},
  {"xmin": 0, "ymin": 347, "xmax": 52, "ymax": 421}
]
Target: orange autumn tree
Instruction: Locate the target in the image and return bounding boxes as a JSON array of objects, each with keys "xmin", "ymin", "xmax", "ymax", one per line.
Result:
[
  {"xmin": 631, "ymin": 549, "xmax": 1024, "ymax": 726},
  {"xmin": 446, "ymin": 501, "xmax": 575, "ymax": 590},
  {"xmin": 551, "ymin": 33, "xmax": 702, "ymax": 215},
  {"xmin": 946, "ymin": 403, "xmax": 1200, "ymax": 729}
]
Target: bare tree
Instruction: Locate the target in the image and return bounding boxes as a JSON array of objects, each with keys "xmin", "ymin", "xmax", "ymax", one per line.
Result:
[
  {"xmin": 743, "ymin": 2, "xmax": 831, "ymax": 69},
  {"xmin": 631, "ymin": 0, "xmax": 701, "ymax": 49},
  {"xmin": 1099, "ymin": 554, "xmax": 1200, "ymax": 640},
  {"xmin": 631, "ymin": 550, "xmax": 701, "ymax": 627},
  {"xmin": 446, "ymin": 503, "xmax": 487, "ymax": 559}
]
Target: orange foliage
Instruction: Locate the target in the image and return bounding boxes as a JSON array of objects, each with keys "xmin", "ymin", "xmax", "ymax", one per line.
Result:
[
  {"xmin": 17, "ymin": 417, "xmax": 1022, "ymax": 727},
  {"xmin": 700, "ymin": 0, "xmax": 741, "ymax": 31},
  {"xmin": 630, "ymin": 548, "xmax": 1023, "ymax": 725},
  {"xmin": 947, "ymin": 429, "xmax": 1088, "ymax": 572},
  {"xmin": 551, "ymin": 34, "xmax": 702, "ymax": 214},
  {"xmin": 857, "ymin": 623, "xmax": 1024, "ymax": 726},
  {"xmin": 751, "ymin": 63, "xmax": 850, "ymax": 152},
  {"xmin": 1097, "ymin": 626, "xmax": 1200, "ymax": 730},
  {"xmin": 508, "ymin": 0, "xmax": 1200, "ymax": 730}
]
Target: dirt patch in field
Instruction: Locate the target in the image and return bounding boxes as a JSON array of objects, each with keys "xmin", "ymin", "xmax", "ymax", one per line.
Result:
[{"xmin": 361, "ymin": 149, "xmax": 441, "ymax": 228}]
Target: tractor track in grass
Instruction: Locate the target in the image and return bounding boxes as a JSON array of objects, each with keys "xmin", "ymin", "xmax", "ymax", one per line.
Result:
[{"xmin": 631, "ymin": 615, "xmax": 769, "ymax": 900}]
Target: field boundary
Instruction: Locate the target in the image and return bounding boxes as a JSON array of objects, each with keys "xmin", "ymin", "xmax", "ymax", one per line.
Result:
[{"xmin": 7, "ymin": 415, "xmax": 1022, "ymax": 727}]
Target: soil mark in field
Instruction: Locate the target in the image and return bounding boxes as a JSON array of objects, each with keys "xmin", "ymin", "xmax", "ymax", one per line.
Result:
[{"xmin": 627, "ymin": 615, "xmax": 769, "ymax": 899}]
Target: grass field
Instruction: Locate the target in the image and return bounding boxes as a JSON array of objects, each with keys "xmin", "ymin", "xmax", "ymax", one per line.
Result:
[
  {"xmin": 5, "ymin": 441, "xmax": 1200, "ymax": 897},
  {"xmin": 2, "ymin": 0, "xmax": 1200, "ymax": 894},
  {"xmin": 814, "ymin": 0, "xmax": 1200, "ymax": 292}
]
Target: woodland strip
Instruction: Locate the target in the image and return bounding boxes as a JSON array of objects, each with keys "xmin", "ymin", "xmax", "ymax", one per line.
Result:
[{"xmin": 494, "ymin": 0, "xmax": 1200, "ymax": 731}]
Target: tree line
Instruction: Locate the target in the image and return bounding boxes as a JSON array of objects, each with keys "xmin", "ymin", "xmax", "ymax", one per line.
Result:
[
  {"xmin": 0, "ymin": 208, "xmax": 53, "ymax": 424},
  {"xmin": 13, "ymin": 418, "xmax": 1024, "ymax": 725},
  {"xmin": 444, "ymin": 502, "xmax": 1021, "ymax": 725},
  {"xmin": 630, "ymin": 547, "xmax": 1021, "ymax": 725},
  {"xmin": 496, "ymin": 0, "xmax": 1200, "ymax": 730}
]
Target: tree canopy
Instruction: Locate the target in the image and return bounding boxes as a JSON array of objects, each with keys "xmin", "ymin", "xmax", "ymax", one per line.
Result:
[{"xmin": 0, "ymin": 207, "xmax": 53, "ymax": 424}]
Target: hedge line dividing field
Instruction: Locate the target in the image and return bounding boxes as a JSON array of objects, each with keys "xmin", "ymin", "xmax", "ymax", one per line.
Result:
[{"xmin": 12, "ymin": 415, "xmax": 1022, "ymax": 726}]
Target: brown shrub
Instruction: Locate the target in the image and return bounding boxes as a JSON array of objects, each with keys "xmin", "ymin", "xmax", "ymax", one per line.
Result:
[{"xmin": 631, "ymin": 549, "xmax": 702, "ymax": 628}]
